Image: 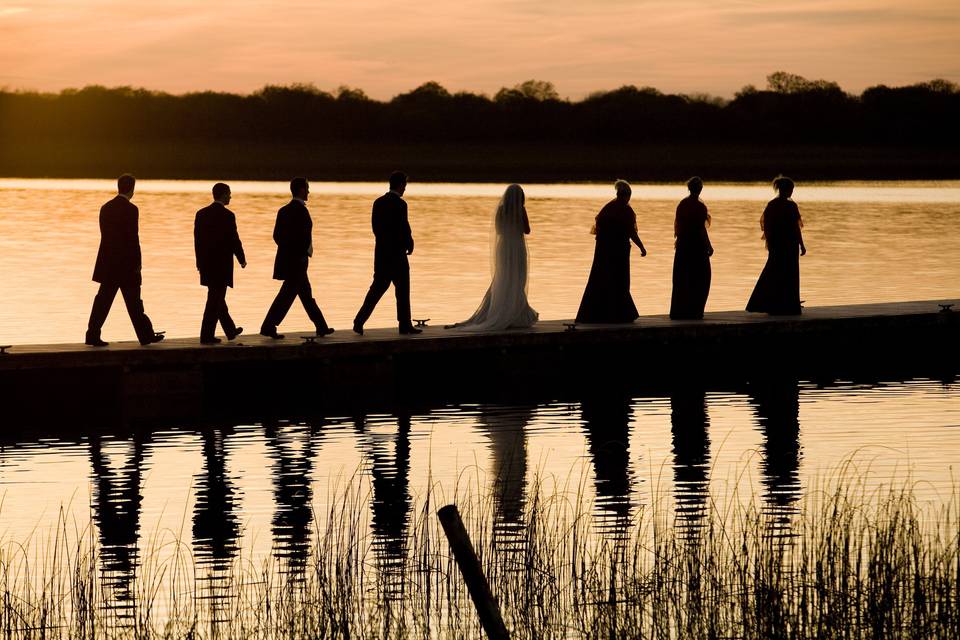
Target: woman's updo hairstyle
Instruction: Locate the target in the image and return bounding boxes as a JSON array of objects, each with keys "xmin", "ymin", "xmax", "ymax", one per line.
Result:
[{"xmin": 773, "ymin": 175, "xmax": 795, "ymax": 196}]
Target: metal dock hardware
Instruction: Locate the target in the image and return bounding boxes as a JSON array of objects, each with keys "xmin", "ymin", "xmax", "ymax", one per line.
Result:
[{"xmin": 413, "ymin": 318, "xmax": 430, "ymax": 327}]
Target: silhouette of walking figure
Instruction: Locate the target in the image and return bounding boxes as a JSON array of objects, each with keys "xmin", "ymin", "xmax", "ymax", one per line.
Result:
[
  {"xmin": 575, "ymin": 179, "xmax": 647, "ymax": 323},
  {"xmin": 195, "ymin": 182, "xmax": 246, "ymax": 344},
  {"xmin": 746, "ymin": 176, "xmax": 807, "ymax": 315},
  {"xmin": 670, "ymin": 177, "xmax": 713, "ymax": 319},
  {"xmin": 260, "ymin": 177, "xmax": 333, "ymax": 339},
  {"xmin": 85, "ymin": 174, "xmax": 164, "ymax": 347},
  {"xmin": 353, "ymin": 171, "xmax": 420, "ymax": 335}
]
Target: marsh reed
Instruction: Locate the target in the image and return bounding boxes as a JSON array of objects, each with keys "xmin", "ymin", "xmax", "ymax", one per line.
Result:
[{"xmin": 0, "ymin": 470, "xmax": 956, "ymax": 639}]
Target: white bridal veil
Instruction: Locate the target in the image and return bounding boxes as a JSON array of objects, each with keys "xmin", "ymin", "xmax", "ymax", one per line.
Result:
[{"xmin": 453, "ymin": 184, "xmax": 539, "ymax": 331}]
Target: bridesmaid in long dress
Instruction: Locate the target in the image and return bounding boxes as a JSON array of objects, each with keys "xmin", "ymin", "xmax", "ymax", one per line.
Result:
[
  {"xmin": 670, "ymin": 177, "xmax": 713, "ymax": 319},
  {"xmin": 746, "ymin": 176, "xmax": 807, "ymax": 315},
  {"xmin": 576, "ymin": 180, "xmax": 647, "ymax": 323}
]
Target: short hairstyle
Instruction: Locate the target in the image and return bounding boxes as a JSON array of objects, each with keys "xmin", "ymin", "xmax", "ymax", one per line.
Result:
[
  {"xmin": 687, "ymin": 176, "xmax": 704, "ymax": 194},
  {"xmin": 212, "ymin": 182, "xmax": 230, "ymax": 200},
  {"xmin": 389, "ymin": 171, "xmax": 408, "ymax": 191},
  {"xmin": 773, "ymin": 175, "xmax": 795, "ymax": 194},
  {"xmin": 117, "ymin": 174, "xmax": 136, "ymax": 194},
  {"xmin": 614, "ymin": 179, "xmax": 632, "ymax": 198},
  {"xmin": 290, "ymin": 177, "xmax": 308, "ymax": 196}
]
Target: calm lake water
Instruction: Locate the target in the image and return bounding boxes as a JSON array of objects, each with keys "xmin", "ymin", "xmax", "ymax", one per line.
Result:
[
  {"xmin": 0, "ymin": 179, "xmax": 959, "ymax": 343},
  {"xmin": 0, "ymin": 179, "xmax": 959, "ymax": 623}
]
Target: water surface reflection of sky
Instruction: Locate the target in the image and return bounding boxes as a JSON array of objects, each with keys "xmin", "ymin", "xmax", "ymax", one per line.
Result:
[{"xmin": 2, "ymin": 377, "xmax": 959, "ymax": 617}]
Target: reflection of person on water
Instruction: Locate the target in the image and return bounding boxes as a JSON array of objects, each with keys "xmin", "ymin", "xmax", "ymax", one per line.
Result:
[
  {"xmin": 581, "ymin": 394, "xmax": 635, "ymax": 535},
  {"xmin": 265, "ymin": 423, "xmax": 318, "ymax": 580},
  {"xmin": 670, "ymin": 388, "xmax": 711, "ymax": 539},
  {"xmin": 192, "ymin": 427, "xmax": 241, "ymax": 626},
  {"xmin": 358, "ymin": 415, "xmax": 413, "ymax": 557},
  {"xmin": 748, "ymin": 378, "xmax": 803, "ymax": 534},
  {"xmin": 478, "ymin": 405, "xmax": 533, "ymax": 548},
  {"xmin": 89, "ymin": 432, "xmax": 150, "ymax": 621}
]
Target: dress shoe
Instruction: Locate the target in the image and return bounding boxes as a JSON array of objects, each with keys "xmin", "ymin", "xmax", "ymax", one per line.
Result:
[
  {"xmin": 140, "ymin": 332, "xmax": 165, "ymax": 346},
  {"xmin": 227, "ymin": 327, "xmax": 244, "ymax": 341},
  {"xmin": 201, "ymin": 337, "xmax": 222, "ymax": 345},
  {"xmin": 399, "ymin": 326, "xmax": 422, "ymax": 335},
  {"xmin": 316, "ymin": 327, "xmax": 335, "ymax": 337},
  {"xmin": 85, "ymin": 336, "xmax": 109, "ymax": 347},
  {"xmin": 352, "ymin": 323, "xmax": 364, "ymax": 336},
  {"xmin": 259, "ymin": 328, "xmax": 285, "ymax": 340}
]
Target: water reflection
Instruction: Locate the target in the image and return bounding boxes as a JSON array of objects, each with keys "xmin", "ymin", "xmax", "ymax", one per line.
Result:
[
  {"xmin": 670, "ymin": 389, "xmax": 711, "ymax": 540},
  {"xmin": 89, "ymin": 432, "xmax": 149, "ymax": 625},
  {"xmin": 478, "ymin": 405, "xmax": 533, "ymax": 568},
  {"xmin": 354, "ymin": 413, "xmax": 413, "ymax": 606},
  {"xmin": 30, "ymin": 375, "xmax": 960, "ymax": 626},
  {"xmin": 265, "ymin": 422, "xmax": 318, "ymax": 583},
  {"xmin": 192, "ymin": 427, "xmax": 241, "ymax": 628},
  {"xmin": 581, "ymin": 394, "xmax": 635, "ymax": 537},
  {"xmin": 748, "ymin": 378, "xmax": 803, "ymax": 537}
]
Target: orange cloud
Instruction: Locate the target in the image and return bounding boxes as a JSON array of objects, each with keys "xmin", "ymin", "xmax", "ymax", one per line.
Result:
[{"xmin": 1, "ymin": 0, "xmax": 957, "ymax": 97}]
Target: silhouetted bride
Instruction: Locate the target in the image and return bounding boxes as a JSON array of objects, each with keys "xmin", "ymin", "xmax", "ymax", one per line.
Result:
[
  {"xmin": 576, "ymin": 180, "xmax": 647, "ymax": 323},
  {"xmin": 448, "ymin": 184, "xmax": 538, "ymax": 331},
  {"xmin": 746, "ymin": 176, "xmax": 806, "ymax": 315}
]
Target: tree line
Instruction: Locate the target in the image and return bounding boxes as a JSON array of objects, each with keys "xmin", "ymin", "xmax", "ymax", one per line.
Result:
[{"xmin": 1, "ymin": 71, "xmax": 957, "ymax": 147}]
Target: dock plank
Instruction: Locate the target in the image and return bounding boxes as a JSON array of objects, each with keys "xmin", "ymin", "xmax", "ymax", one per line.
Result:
[{"xmin": 1, "ymin": 299, "xmax": 957, "ymax": 422}]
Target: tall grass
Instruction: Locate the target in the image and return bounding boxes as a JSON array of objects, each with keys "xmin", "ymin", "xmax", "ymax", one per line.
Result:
[{"xmin": 0, "ymin": 472, "xmax": 956, "ymax": 639}]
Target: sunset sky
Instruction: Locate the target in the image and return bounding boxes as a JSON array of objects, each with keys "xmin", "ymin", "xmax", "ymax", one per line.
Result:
[{"xmin": 1, "ymin": 0, "xmax": 958, "ymax": 98}]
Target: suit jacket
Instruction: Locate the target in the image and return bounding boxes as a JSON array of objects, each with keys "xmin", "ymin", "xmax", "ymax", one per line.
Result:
[
  {"xmin": 372, "ymin": 192, "xmax": 413, "ymax": 273},
  {"xmin": 194, "ymin": 202, "xmax": 246, "ymax": 288},
  {"xmin": 272, "ymin": 199, "xmax": 313, "ymax": 280},
  {"xmin": 92, "ymin": 195, "xmax": 142, "ymax": 286}
]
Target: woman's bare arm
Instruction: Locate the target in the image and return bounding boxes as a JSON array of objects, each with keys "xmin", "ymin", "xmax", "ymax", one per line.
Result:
[{"xmin": 631, "ymin": 227, "xmax": 647, "ymax": 256}]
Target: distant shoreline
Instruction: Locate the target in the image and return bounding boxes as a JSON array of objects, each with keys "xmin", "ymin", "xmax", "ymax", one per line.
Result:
[{"xmin": 2, "ymin": 142, "xmax": 958, "ymax": 183}]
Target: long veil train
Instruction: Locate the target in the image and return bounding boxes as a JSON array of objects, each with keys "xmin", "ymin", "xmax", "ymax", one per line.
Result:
[{"xmin": 450, "ymin": 184, "xmax": 539, "ymax": 331}]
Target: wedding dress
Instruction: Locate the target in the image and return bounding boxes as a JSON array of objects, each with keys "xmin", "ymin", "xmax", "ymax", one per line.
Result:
[{"xmin": 451, "ymin": 184, "xmax": 539, "ymax": 331}]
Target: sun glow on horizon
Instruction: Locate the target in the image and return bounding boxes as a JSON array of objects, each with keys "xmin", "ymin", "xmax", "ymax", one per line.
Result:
[{"xmin": 0, "ymin": 0, "xmax": 958, "ymax": 99}]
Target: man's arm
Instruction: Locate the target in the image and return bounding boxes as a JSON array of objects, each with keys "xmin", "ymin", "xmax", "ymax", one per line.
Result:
[
  {"xmin": 229, "ymin": 211, "xmax": 246, "ymax": 267},
  {"xmin": 402, "ymin": 200, "xmax": 414, "ymax": 254},
  {"xmin": 371, "ymin": 200, "xmax": 385, "ymax": 239},
  {"xmin": 130, "ymin": 203, "xmax": 143, "ymax": 270},
  {"xmin": 194, "ymin": 211, "xmax": 203, "ymax": 271}
]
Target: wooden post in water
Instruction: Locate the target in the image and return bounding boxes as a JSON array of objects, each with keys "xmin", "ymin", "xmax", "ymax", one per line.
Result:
[{"xmin": 437, "ymin": 504, "xmax": 510, "ymax": 640}]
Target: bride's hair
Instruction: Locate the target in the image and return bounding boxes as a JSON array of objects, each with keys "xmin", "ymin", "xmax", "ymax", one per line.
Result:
[
  {"xmin": 496, "ymin": 184, "xmax": 525, "ymax": 233},
  {"xmin": 614, "ymin": 179, "xmax": 632, "ymax": 199}
]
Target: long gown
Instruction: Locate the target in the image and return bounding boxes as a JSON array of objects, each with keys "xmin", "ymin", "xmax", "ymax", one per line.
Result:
[
  {"xmin": 746, "ymin": 197, "xmax": 803, "ymax": 315},
  {"xmin": 575, "ymin": 199, "xmax": 640, "ymax": 323},
  {"xmin": 669, "ymin": 197, "xmax": 712, "ymax": 319},
  {"xmin": 452, "ymin": 192, "xmax": 538, "ymax": 331}
]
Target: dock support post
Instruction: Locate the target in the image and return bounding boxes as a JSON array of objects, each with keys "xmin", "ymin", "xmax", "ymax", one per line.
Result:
[{"xmin": 437, "ymin": 504, "xmax": 510, "ymax": 640}]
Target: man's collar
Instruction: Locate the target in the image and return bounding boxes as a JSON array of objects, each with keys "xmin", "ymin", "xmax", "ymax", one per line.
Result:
[
  {"xmin": 389, "ymin": 190, "xmax": 404, "ymax": 198},
  {"xmin": 117, "ymin": 193, "xmax": 131, "ymax": 201},
  {"xmin": 292, "ymin": 197, "xmax": 307, "ymax": 206}
]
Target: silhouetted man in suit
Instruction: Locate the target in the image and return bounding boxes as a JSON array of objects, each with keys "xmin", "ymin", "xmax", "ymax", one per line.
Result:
[
  {"xmin": 195, "ymin": 182, "xmax": 246, "ymax": 344},
  {"xmin": 85, "ymin": 174, "xmax": 164, "ymax": 347},
  {"xmin": 260, "ymin": 177, "xmax": 333, "ymax": 339},
  {"xmin": 353, "ymin": 171, "xmax": 419, "ymax": 335}
]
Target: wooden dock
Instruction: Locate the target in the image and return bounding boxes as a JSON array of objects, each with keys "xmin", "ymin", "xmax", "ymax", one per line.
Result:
[{"xmin": 1, "ymin": 300, "xmax": 957, "ymax": 422}]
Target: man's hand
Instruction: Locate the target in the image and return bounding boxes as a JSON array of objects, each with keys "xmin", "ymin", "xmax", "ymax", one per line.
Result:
[{"xmin": 240, "ymin": 261, "xmax": 247, "ymax": 268}]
